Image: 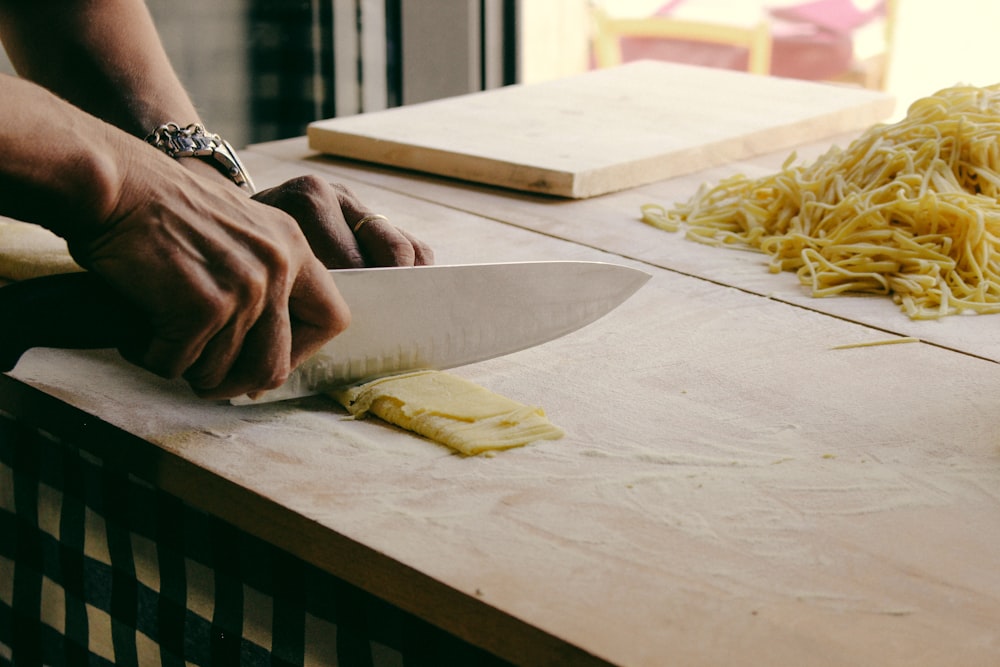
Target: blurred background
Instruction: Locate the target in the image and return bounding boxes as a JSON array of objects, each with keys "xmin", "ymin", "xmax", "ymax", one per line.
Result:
[{"xmin": 2, "ymin": 0, "xmax": 1000, "ymax": 148}]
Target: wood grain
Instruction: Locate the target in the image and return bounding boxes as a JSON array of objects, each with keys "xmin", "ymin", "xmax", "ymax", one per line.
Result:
[
  {"xmin": 6, "ymin": 152, "xmax": 1000, "ymax": 666},
  {"xmin": 257, "ymin": 135, "xmax": 1000, "ymax": 366},
  {"xmin": 307, "ymin": 61, "xmax": 894, "ymax": 198}
]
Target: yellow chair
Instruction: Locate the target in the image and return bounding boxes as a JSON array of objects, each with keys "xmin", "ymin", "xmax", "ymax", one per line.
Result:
[
  {"xmin": 590, "ymin": 5, "xmax": 773, "ymax": 76},
  {"xmin": 590, "ymin": 1, "xmax": 897, "ymax": 91},
  {"xmin": 828, "ymin": 0, "xmax": 898, "ymax": 90}
]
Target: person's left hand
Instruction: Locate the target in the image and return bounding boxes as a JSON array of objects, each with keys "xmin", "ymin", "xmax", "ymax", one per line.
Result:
[{"xmin": 253, "ymin": 176, "xmax": 434, "ymax": 269}]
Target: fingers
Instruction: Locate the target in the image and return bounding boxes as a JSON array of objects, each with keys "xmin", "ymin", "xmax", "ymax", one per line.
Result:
[
  {"xmin": 101, "ymin": 171, "xmax": 427, "ymax": 401},
  {"xmin": 254, "ymin": 176, "xmax": 365, "ymax": 268},
  {"xmin": 127, "ymin": 267, "xmax": 252, "ymax": 382},
  {"xmin": 192, "ymin": 301, "xmax": 292, "ymax": 400},
  {"xmin": 400, "ymin": 229, "xmax": 434, "ymax": 266},
  {"xmin": 180, "ymin": 279, "xmax": 272, "ymax": 393},
  {"xmin": 184, "ymin": 257, "xmax": 350, "ymax": 401},
  {"xmin": 287, "ymin": 258, "xmax": 351, "ymax": 368},
  {"xmin": 91, "ymin": 201, "xmax": 350, "ymax": 400},
  {"xmin": 255, "ymin": 176, "xmax": 435, "ymax": 268},
  {"xmin": 352, "ymin": 214, "xmax": 435, "ymax": 266}
]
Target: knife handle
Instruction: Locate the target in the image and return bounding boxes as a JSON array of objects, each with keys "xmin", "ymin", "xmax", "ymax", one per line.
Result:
[{"xmin": 0, "ymin": 272, "xmax": 147, "ymax": 372}]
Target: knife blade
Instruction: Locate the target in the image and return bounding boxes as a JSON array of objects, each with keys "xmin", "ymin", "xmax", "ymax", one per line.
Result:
[
  {"xmin": 241, "ymin": 260, "xmax": 650, "ymax": 403},
  {"xmin": 0, "ymin": 261, "xmax": 650, "ymax": 402}
]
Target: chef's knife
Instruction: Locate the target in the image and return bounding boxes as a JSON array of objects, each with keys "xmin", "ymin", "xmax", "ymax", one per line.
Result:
[{"xmin": 0, "ymin": 261, "xmax": 650, "ymax": 403}]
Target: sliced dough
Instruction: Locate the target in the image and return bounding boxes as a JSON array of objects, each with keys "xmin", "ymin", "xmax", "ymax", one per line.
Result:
[
  {"xmin": 331, "ymin": 370, "xmax": 564, "ymax": 456},
  {"xmin": 0, "ymin": 219, "xmax": 81, "ymax": 281}
]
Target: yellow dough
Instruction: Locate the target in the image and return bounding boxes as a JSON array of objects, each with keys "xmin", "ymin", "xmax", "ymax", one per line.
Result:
[
  {"xmin": 0, "ymin": 219, "xmax": 81, "ymax": 281},
  {"xmin": 330, "ymin": 370, "xmax": 564, "ymax": 456}
]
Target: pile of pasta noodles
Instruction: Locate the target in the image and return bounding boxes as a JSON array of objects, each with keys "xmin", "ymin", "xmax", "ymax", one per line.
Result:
[{"xmin": 641, "ymin": 83, "xmax": 1000, "ymax": 319}]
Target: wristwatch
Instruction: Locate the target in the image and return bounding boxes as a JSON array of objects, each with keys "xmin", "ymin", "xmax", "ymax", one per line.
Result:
[{"xmin": 144, "ymin": 122, "xmax": 256, "ymax": 193}]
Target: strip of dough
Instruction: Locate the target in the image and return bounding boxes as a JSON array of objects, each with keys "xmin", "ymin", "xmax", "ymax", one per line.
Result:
[
  {"xmin": 830, "ymin": 337, "xmax": 919, "ymax": 350},
  {"xmin": 330, "ymin": 370, "xmax": 564, "ymax": 456}
]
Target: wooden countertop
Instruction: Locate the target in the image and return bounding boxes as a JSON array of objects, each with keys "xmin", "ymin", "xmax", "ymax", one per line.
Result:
[{"xmin": 4, "ymin": 135, "xmax": 1000, "ymax": 666}]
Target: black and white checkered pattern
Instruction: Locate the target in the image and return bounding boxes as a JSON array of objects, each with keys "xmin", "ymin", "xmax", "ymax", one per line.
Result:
[{"xmin": 0, "ymin": 412, "xmax": 510, "ymax": 666}]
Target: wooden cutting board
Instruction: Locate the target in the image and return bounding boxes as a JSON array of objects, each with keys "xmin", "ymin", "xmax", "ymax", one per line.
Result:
[
  {"xmin": 307, "ymin": 60, "xmax": 894, "ymax": 198},
  {"xmin": 10, "ymin": 152, "xmax": 1000, "ymax": 667}
]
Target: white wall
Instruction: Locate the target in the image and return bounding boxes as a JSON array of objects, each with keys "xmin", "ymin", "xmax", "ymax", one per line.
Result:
[
  {"xmin": 887, "ymin": 0, "xmax": 1000, "ymax": 118},
  {"xmin": 519, "ymin": 0, "xmax": 592, "ymax": 83}
]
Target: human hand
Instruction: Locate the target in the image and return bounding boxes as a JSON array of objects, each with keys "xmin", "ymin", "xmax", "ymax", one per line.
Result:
[
  {"xmin": 253, "ymin": 176, "xmax": 434, "ymax": 268},
  {"xmin": 68, "ymin": 156, "xmax": 351, "ymax": 400}
]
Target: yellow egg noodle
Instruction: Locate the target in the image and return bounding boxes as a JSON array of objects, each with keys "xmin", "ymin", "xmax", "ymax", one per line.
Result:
[
  {"xmin": 829, "ymin": 337, "xmax": 919, "ymax": 350},
  {"xmin": 641, "ymin": 84, "xmax": 1000, "ymax": 319}
]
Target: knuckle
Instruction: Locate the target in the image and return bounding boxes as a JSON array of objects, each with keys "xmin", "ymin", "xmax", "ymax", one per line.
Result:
[
  {"xmin": 329, "ymin": 310, "xmax": 350, "ymax": 336},
  {"xmin": 294, "ymin": 173, "xmax": 327, "ymax": 191},
  {"xmin": 184, "ymin": 291, "xmax": 231, "ymax": 333},
  {"xmin": 329, "ymin": 182, "xmax": 355, "ymax": 199},
  {"xmin": 285, "ymin": 174, "xmax": 330, "ymax": 203},
  {"xmin": 311, "ymin": 294, "xmax": 351, "ymax": 339},
  {"xmin": 185, "ymin": 368, "xmax": 221, "ymax": 392},
  {"xmin": 261, "ymin": 176, "xmax": 333, "ymax": 217},
  {"xmin": 243, "ymin": 242, "xmax": 293, "ymax": 293},
  {"xmin": 330, "ymin": 183, "xmax": 365, "ymax": 213},
  {"xmin": 386, "ymin": 239, "xmax": 417, "ymax": 266},
  {"xmin": 261, "ymin": 362, "xmax": 292, "ymax": 391}
]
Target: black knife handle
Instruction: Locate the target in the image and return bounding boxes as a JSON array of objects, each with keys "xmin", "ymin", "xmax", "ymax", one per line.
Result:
[{"xmin": 0, "ymin": 272, "xmax": 148, "ymax": 372}]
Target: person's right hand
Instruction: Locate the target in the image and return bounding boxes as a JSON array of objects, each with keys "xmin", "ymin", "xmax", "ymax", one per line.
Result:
[{"xmin": 67, "ymin": 143, "xmax": 351, "ymax": 400}]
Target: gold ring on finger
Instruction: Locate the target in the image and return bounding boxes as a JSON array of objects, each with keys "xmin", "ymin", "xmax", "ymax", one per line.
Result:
[{"xmin": 353, "ymin": 213, "xmax": 389, "ymax": 233}]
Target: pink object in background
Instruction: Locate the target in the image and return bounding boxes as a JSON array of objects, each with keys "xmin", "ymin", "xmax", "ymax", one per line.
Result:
[
  {"xmin": 616, "ymin": 0, "xmax": 885, "ymax": 82},
  {"xmin": 769, "ymin": 0, "xmax": 884, "ymax": 33}
]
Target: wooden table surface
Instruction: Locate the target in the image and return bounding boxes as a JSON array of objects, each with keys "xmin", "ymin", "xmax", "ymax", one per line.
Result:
[{"xmin": 4, "ymin": 131, "xmax": 1000, "ymax": 666}]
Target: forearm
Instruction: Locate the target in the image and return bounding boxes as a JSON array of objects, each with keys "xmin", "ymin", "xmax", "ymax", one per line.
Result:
[
  {"xmin": 0, "ymin": 0, "xmax": 422, "ymax": 399},
  {"xmin": 0, "ymin": 0, "xmax": 200, "ymax": 138},
  {"xmin": 0, "ymin": 73, "xmax": 132, "ymax": 239}
]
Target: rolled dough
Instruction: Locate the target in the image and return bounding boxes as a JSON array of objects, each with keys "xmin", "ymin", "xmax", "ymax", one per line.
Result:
[
  {"xmin": 330, "ymin": 370, "xmax": 565, "ymax": 456},
  {"xmin": 0, "ymin": 219, "xmax": 81, "ymax": 281}
]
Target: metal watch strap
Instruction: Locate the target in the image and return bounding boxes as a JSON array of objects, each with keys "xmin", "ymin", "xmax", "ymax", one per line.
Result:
[{"xmin": 144, "ymin": 122, "xmax": 256, "ymax": 194}]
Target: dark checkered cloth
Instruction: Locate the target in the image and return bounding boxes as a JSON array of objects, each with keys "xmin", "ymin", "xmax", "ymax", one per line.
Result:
[
  {"xmin": 247, "ymin": 0, "xmax": 335, "ymax": 144},
  {"xmin": 0, "ymin": 412, "xmax": 511, "ymax": 666}
]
